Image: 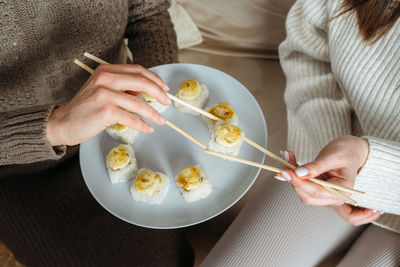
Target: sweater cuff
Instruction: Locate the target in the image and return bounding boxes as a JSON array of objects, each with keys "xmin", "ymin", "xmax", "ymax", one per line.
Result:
[
  {"xmin": 352, "ymin": 136, "xmax": 400, "ymax": 215},
  {"xmin": 0, "ymin": 105, "xmax": 66, "ymax": 165}
]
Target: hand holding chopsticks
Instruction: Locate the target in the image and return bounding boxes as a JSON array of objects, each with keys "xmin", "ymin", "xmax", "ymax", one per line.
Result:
[{"xmin": 75, "ymin": 52, "xmax": 365, "ymax": 202}]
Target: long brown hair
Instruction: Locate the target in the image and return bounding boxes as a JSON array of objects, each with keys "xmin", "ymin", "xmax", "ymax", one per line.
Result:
[{"xmin": 339, "ymin": 0, "xmax": 400, "ymax": 43}]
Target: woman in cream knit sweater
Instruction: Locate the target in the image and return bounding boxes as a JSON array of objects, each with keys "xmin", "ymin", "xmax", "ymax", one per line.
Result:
[{"xmin": 201, "ymin": 0, "xmax": 399, "ymax": 266}]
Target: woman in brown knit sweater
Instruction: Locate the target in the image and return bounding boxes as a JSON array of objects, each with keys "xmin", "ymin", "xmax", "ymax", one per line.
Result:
[{"xmin": 0, "ymin": 1, "xmax": 193, "ymax": 266}]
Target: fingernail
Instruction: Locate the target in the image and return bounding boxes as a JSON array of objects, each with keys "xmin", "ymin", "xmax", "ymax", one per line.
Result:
[
  {"xmin": 280, "ymin": 151, "xmax": 289, "ymax": 161},
  {"xmin": 380, "ymin": 211, "xmax": 384, "ymax": 215},
  {"xmin": 295, "ymin": 167, "xmax": 309, "ymax": 177},
  {"xmin": 159, "ymin": 116, "xmax": 166, "ymax": 124},
  {"xmin": 163, "ymin": 83, "xmax": 170, "ymax": 91},
  {"xmin": 373, "ymin": 209, "xmax": 378, "ymax": 213},
  {"xmin": 148, "ymin": 126, "xmax": 154, "ymax": 133},
  {"xmin": 281, "ymin": 171, "xmax": 291, "ymax": 181},
  {"xmin": 297, "ymin": 161, "xmax": 303, "ymax": 166},
  {"xmin": 166, "ymin": 97, "xmax": 172, "ymax": 105},
  {"xmin": 274, "ymin": 175, "xmax": 286, "ymax": 182}
]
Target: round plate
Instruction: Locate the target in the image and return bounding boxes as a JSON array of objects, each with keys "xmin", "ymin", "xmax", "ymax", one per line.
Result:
[{"xmin": 79, "ymin": 63, "xmax": 267, "ymax": 229}]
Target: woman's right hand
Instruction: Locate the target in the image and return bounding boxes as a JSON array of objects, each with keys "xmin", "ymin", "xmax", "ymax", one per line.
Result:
[
  {"xmin": 276, "ymin": 136, "xmax": 382, "ymax": 226},
  {"xmin": 46, "ymin": 64, "xmax": 171, "ymax": 146}
]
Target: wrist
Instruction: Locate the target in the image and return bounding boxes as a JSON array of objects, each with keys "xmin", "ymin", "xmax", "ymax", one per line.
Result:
[
  {"xmin": 46, "ymin": 107, "xmax": 62, "ymax": 146},
  {"xmin": 357, "ymin": 137, "xmax": 369, "ymax": 173}
]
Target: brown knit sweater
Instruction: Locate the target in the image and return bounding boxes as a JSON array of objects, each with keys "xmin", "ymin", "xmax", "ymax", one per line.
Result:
[
  {"xmin": 0, "ymin": 1, "xmax": 195, "ymax": 267},
  {"xmin": 0, "ymin": 0, "xmax": 178, "ymax": 165}
]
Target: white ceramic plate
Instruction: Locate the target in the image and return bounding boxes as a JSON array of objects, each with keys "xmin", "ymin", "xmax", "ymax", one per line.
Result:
[{"xmin": 79, "ymin": 63, "xmax": 267, "ymax": 229}]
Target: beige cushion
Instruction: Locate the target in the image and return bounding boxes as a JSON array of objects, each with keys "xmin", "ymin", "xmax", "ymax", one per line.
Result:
[
  {"xmin": 178, "ymin": 0, "xmax": 295, "ymax": 59},
  {"xmin": 168, "ymin": 0, "xmax": 203, "ymax": 49}
]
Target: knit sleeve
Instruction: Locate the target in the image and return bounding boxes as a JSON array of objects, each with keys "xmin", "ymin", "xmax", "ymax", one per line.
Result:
[
  {"xmin": 125, "ymin": 0, "xmax": 178, "ymax": 68},
  {"xmin": 279, "ymin": 0, "xmax": 352, "ymax": 162},
  {"xmin": 351, "ymin": 137, "xmax": 400, "ymax": 215},
  {"xmin": 0, "ymin": 104, "xmax": 66, "ymax": 165}
]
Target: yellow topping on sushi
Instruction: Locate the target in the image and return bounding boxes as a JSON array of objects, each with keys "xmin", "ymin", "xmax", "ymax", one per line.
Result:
[
  {"xmin": 141, "ymin": 92, "xmax": 155, "ymax": 102},
  {"xmin": 108, "ymin": 123, "xmax": 128, "ymax": 132},
  {"xmin": 134, "ymin": 169, "xmax": 162, "ymax": 196},
  {"xmin": 176, "ymin": 166, "xmax": 202, "ymax": 191},
  {"xmin": 208, "ymin": 102, "xmax": 235, "ymax": 122},
  {"xmin": 215, "ymin": 124, "xmax": 242, "ymax": 146},
  {"xmin": 107, "ymin": 145, "xmax": 130, "ymax": 170},
  {"xmin": 177, "ymin": 80, "xmax": 201, "ymax": 100}
]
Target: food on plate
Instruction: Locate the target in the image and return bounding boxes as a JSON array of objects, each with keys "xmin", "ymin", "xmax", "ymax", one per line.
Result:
[
  {"xmin": 140, "ymin": 92, "xmax": 169, "ymax": 113},
  {"xmin": 208, "ymin": 122, "xmax": 244, "ymax": 156},
  {"xmin": 130, "ymin": 168, "xmax": 170, "ymax": 205},
  {"xmin": 202, "ymin": 102, "xmax": 238, "ymax": 130},
  {"xmin": 106, "ymin": 123, "xmax": 138, "ymax": 144},
  {"xmin": 174, "ymin": 80, "xmax": 209, "ymax": 115},
  {"xmin": 175, "ymin": 165, "xmax": 212, "ymax": 203},
  {"xmin": 106, "ymin": 144, "xmax": 139, "ymax": 183}
]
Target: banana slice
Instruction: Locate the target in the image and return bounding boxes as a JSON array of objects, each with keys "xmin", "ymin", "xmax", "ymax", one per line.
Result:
[
  {"xmin": 177, "ymin": 80, "xmax": 202, "ymax": 100},
  {"xmin": 176, "ymin": 166, "xmax": 202, "ymax": 191},
  {"xmin": 134, "ymin": 169, "xmax": 162, "ymax": 196},
  {"xmin": 215, "ymin": 123, "xmax": 242, "ymax": 147},
  {"xmin": 107, "ymin": 145, "xmax": 131, "ymax": 170}
]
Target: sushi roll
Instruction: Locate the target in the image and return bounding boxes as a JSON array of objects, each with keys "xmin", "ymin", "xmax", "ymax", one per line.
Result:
[
  {"xmin": 106, "ymin": 123, "xmax": 138, "ymax": 144},
  {"xmin": 208, "ymin": 122, "xmax": 244, "ymax": 156},
  {"xmin": 174, "ymin": 80, "xmax": 209, "ymax": 116},
  {"xmin": 106, "ymin": 144, "xmax": 139, "ymax": 183},
  {"xmin": 140, "ymin": 92, "xmax": 169, "ymax": 113},
  {"xmin": 175, "ymin": 165, "xmax": 212, "ymax": 203},
  {"xmin": 130, "ymin": 168, "xmax": 170, "ymax": 205},
  {"xmin": 202, "ymin": 102, "xmax": 238, "ymax": 131}
]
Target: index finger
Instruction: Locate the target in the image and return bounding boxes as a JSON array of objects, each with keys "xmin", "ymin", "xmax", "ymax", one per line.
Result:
[
  {"xmin": 91, "ymin": 71, "xmax": 171, "ymax": 106},
  {"xmin": 96, "ymin": 64, "xmax": 169, "ymax": 92}
]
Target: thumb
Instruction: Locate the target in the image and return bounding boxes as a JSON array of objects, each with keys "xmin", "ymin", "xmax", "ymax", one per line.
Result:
[{"xmin": 294, "ymin": 155, "xmax": 339, "ymax": 180}]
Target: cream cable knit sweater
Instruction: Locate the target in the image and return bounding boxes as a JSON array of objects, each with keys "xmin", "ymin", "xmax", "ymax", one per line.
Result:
[{"xmin": 279, "ymin": 0, "xmax": 400, "ymax": 232}]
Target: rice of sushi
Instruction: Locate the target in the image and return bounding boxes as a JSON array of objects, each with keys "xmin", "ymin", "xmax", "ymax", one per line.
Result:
[
  {"xmin": 106, "ymin": 123, "xmax": 138, "ymax": 144},
  {"xmin": 106, "ymin": 144, "xmax": 138, "ymax": 184},
  {"xmin": 208, "ymin": 122, "xmax": 244, "ymax": 156},
  {"xmin": 139, "ymin": 93, "xmax": 169, "ymax": 113},
  {"xmin": 130, "ymin": 168, "xmax": 170, "ymax": 205},
  {"xmin": 175, "ymin": 165, "xmax": 212, "ymax": 203},
  {"xmin": 174, "ymin": 80, "xmax": 209, "ymax": 116},
  {"xmin": 202, "ymin": 102, "xmax": 238, "ymax": 131}
]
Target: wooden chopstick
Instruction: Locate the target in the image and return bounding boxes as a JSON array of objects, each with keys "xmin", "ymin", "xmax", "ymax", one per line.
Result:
[
  {"xmin": 165, "ymin": 120, "xmax": 207, "ymax": 149},
  {"xmin": 205, "ymin": 150, "xmax": 282, "ymax": 172},
  {"xmin": 206, "ymin": 149, "xmax": 364, "ymax": 197},
  {"xmin": 80, "ymin": 53, "xmax": 365, "ymax": 199},
  {"xmin": 73, "ymin": 59, "xmax": 207, "ymax": 150},
  {"xmin": 74, "ymin": 59, "xmax": 94, "ymax": 74}
]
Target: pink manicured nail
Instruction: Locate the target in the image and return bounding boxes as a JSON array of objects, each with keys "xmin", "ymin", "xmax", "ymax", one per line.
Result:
[
  {"xmin": 295, "ymin": 167, "xmax": 309, "ymax": 177},
  {"xmin": 281, "ymin": 171, "xmax": 292, "ymax": 181},
  {"xmin": 280, "ymin": 150, "xmax": 289, "ymax": 161},
  {"xmin": 274, "ymin": 175, "xmax": 286, "ymax": 182},
  {"xmin": 159, "ymin": 116, "xmax": 166, "ymax": 124}
]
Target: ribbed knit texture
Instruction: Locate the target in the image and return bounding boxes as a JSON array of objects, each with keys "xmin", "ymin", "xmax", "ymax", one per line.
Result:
[
  {"xmin": 279, "ymin": 0, "xmax": 400, "ymax": 233},
  {"xmin": 0, "ymin": 0, "xmax": 178, "ymax": 165},
  {"xmin": 0, "ymin": 1, "xmax": 194, "ymax": 266}
]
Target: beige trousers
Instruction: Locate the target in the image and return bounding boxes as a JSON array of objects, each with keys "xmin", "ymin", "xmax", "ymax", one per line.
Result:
[{"xmin": 201, "ymin": 176, "xmax": 400, "ymax": 267}]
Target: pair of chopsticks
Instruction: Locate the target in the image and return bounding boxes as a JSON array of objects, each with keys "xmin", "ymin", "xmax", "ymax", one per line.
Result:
[{"xmin": 75, "ymin": 53, "xmax": 365, "ymax": 203}]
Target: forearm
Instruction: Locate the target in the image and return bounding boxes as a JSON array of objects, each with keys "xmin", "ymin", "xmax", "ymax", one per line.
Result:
[{"xmin": 0, "ymin": 105, "xmax": 66, "ymax": 165}]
